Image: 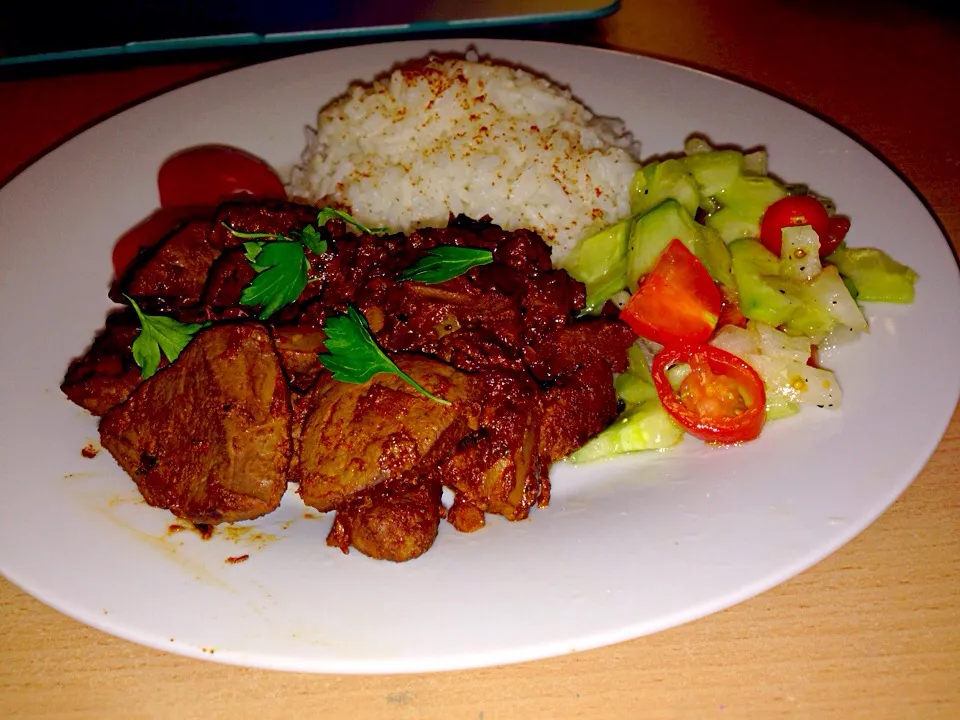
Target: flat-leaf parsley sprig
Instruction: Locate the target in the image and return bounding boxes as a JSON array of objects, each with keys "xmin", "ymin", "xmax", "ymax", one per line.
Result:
[
  {"xmin": 222, "ymin": 208, "xmax": 387, "ymax": 320},
  {"xmin": 398, "ymin": 246, "xmax": 494, "ymax": 284},
  {"xmin": 315, "ymin": 207, "xmax": 388, "ymax": 236},
  {"xmin": 126, "ymin": 295, "xmax": 207, "ymax": 379},
  {"xmin": 318, "ymin": 305, "xmax": 450, "ymax": 405},
  {"xmin": 238, "ymin": 241, "xmax": 310, "ymax": 320}
]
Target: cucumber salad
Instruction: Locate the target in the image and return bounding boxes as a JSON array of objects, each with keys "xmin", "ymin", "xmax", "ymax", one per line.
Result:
[{"xmin": 563, "ymin": 137, "xmax": 918, "ymax": 461}]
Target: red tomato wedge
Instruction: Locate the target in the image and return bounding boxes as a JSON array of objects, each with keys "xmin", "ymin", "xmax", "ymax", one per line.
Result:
[
  {"xmin": 157, "ymin": 145, "xmax": 286, "ymax": 209},
  {"xmin": 620, "ymin": 239, "xmax": 722, "ymax": 346},
  {"xmin": 652, "ymin": 344, "xmax": 766, "ymax": 444},
  {"xmin": 717, "ymin": 284, "xmax": 748, "ymax": 329},
  {"xmin": 759, "ymin": 195, "xmax": 849, "ymax": 258}
]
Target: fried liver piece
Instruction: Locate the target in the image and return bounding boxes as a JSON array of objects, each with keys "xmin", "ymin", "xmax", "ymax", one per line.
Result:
[
  {"xmin": 434, "ymin": 370, "xmax": 545, "ymax": 529},
  {"xmin": 111, "ymin": 218, "xmax": 220, "ymax": 314},
  {"xmin": 61, "ymin": 308, "xmax": 144, "ymax": 416},
  {"xmin": 294, "ymin": 355, "xmax": 481, "ymax": 513},
  {"xmin": 270, "ymin": 325, "xmax": 328, "ymax": 392},
  {"xmin": 209, "ymin": 200, "xmax": 320, "ymax": 250},
  {"xmin": 326, "ymin": 480, "xmax": 444, "ymax": 563},
  {"xmin": 99, "ymin": 323, "xmax": 292, "ymax": 524},
  {"xmin": 539, "ymin": 359, "xmax": 622, "ymax": 463}
]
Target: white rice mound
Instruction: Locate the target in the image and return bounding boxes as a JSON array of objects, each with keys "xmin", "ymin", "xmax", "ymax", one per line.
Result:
[{"xmin": 288, "ymin": 53, "xmax": 641, "ymax": 260}]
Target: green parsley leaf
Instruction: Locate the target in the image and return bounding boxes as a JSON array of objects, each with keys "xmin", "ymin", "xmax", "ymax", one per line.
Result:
[
  {"xmin": 291, "ymin": 224, "xmax": 328, "ymax": 255},
  {"xmin": 223, "ymin": 221, "xmax": 329, "ymax": 256},
  {"xmin": 397, "ymin": 246, "xmax": 494, "ymax": 284},
  {"xmin": 223, "ymin": 207, "xmax": 385, "ymax": 319},
  {"xmin": 126, "ymin": 295, "xmax": 206, "ymax": 379},
  {"xmin": 318, "ymin": 305, "xmax": 450, "ymax": 405},
  {"xmin": 243, "ymin": 241, "xmax": 265, "ymax": 268},
  {"xmin": 316, "ymin": 207, "xmax": 388, "ymax": 236},
  {"xmin": 219, "ymin": 223, "xmax": 281, "ymax": 241},
  {"xmin": 239, "ymin": 241, "xmax": 309, "ymax": 319}
]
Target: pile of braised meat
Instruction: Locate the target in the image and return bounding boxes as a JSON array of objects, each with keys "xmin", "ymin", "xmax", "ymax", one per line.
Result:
[{"xmin": 62, "ymin": 201, "xmax": 635, "ymax": 561}]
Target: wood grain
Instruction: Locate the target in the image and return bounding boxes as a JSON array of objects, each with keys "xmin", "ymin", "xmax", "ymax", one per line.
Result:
[{"xmin": 2, "ymin": 1, "xmax": 958, "ymax": 717}]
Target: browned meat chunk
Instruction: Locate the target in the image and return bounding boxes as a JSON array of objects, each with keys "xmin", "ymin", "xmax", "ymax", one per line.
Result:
[
  {"xmin": 99, "ymin": 323, "xmax": 291, "ymax": 524},
  {"xmin": 61, "ymin": 309, "xmax": 143, "ymax": 416},
  {"xmin": 528, "ymin": 317, "xmax": 636, "ymax": 382},
  {"xmin": 200, "ymin": 247, "xmax": 257, "ymax": 315},
  {"xmin": 326, "ymin": 480, "xmax": 444, "ymax": 562},
  {"xmin": 111, "ymin": 218, "xmax": 220, "ymax": 314},
  {"xmin": 270, "ymin": 325, "xmax": 328, "ymax": 391},
  {"xmin": 209, "ymin": 200, "xmax": 320, "ymax": 250},
  {"xmin": 64, "ymin": 200, "xmax": 636, "ymax": 562},
  {"xmin": 294, "ymin": 355, "xmax": 481, "ymax": 512},
  {"xmin": 539, "ymin": 360, "xmax": 622, "ymax": 464},
  {"xmin": 434, "ymin": 370, "xmax": 545, "ymax": 526}
]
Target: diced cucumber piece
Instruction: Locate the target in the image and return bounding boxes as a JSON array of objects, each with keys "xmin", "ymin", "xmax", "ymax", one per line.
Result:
[
  {"xmin": 746, "ymin": 354, "xmax": 842, "ymax": 411},
  {"xmin": 684, "ymin": 136, "xmax": 713, "ymax": 156},
  {"xmin": 709, "ymin": 324, "xmax": 762, "ymax": 358},
  {"xmin": 826, "ymin": 246, "xmax": 919, "ymax": 303},
  {"xmin": 841, "ymin": 274, "xmax": 859, "ymax": 300},
  {"xmin": 720, "ymin": 175, "xmax": 787, "ymax": 213},
  {"xmin": 742, "ymin": 149, "xmax": 768, "ymax": 176},
  {"xmin": 625, "ymin": 344, "xmax": 655, "ymax": 383},
  {"xmin": 698, "ymin": 226, "xmax": 735, "ymax": 289},
  {"xmin": 666, "ymin": 362, "xmax": 691, "ymax": 391},
  {"xmin": 563, "ymin": 218, "xmax": 631, "ymax": 284},
  {"xmin": 614, "ymin": 368, "xmax": 658, "ymax": 407},
  {"xmin": 630, "ymin": 159, "xmax": 701, "ymax": 217},
  {"xmin": 583, "ymin": 271, "xmax": 628, "ymax": 314},
  {"xmin": 614, "ymin": 345, "xmax": 659, "ymax": 407},
  {"xmin": 729, "ymin": 239, "xmax": 802, "ymax": 326},
  {"xmin": 707, "ymin": 175, "xmax": 787, "ymax": 242},
  {"xmin": 681, "ymin": 149, "xmax": 744, "ymax": 197},
  {"xmin": 763, "ymin": 389, "xmax": 801, "ymax": 421},
  {"xmin": 562, "ymin": 218, "xmax": 632, "ymax": 313},
  {"xmin": 627, "ymin": 199, "xmax": 701, "ymax": 288},
  {"xmin": 780, "ymin": 225, "xmax": 823, "ymax": 282},
  {"xmin": 704, "ymin": 206, "xmax": 758, "ymax": 243},
  {"xmin": 626, "ymin": 199, "xmax": 732, "ymax": 289},
  {"xmin": 752, "ymin": 321, "xmax": 813, "ymax": 364},
  {"xmin": 799, "ymin": 264, "xmax": 868, "ymax": 332},
  {"xmin": 568, "ymin": 400, "xmax": 683, "ymax": 463},
  {"xmin": 783, "ymin": 298, "xmax": 837, "ymax": 342}
]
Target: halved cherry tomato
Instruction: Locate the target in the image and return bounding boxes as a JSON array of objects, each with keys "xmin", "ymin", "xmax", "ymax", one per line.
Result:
[
  {"xmin": 620, "ymin": 239, "xmax": 722, "ymax": 346},
  {"xmin": 157, "ymin": 145, "xmax": 286, "ymax": 209},
  {"xmin": 760, "ymin": 195, "xmax": 848, "ymax": 258},
  {"xmin": 652, "ymin": 344, "xmax": 766, "ymax": 444}
]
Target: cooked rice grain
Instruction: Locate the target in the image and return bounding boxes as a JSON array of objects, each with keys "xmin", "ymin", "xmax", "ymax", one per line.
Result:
[{"xmin": 289, "ymin": 55, "xmax": 640, "ymax": 259}]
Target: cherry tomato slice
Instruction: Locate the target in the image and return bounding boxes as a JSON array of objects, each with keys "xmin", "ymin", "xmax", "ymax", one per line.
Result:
[
  {"xmin": 821, "ymin": 215, "xmax": 851, "ymax": 257},
  {"xmin": 652, "ymin": 344, "xmax": 766, "ymax": 444},
  {"xmin": 759, "ymin": 195, "xmax": 830, "ymax": 257},
  {"xmin": 717, "ymin": 284, "xmax": 748, "ymax": 329},
  {"xmin": 620, "ymin": 239, "xmax": 722, "ymax": 346},
  {"xmin": 157, "ymin": 145, "xmax": 286, "ymax": 209}
]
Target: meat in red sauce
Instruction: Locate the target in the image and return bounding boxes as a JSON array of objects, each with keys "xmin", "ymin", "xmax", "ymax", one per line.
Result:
[{"xmin": 62, "ymin": 201, "xmax": 636, "ymax": 561}]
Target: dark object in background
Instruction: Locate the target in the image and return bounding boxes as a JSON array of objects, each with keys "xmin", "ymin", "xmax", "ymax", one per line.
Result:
[{"xmin": 0, "ymin": 0, "xmax": 618, "ymax": 66}]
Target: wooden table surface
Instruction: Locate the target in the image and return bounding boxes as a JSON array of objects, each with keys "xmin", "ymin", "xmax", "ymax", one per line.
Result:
[{"xmin": 2, "ymin": 2, "xmax": 958, "ymax": 717}]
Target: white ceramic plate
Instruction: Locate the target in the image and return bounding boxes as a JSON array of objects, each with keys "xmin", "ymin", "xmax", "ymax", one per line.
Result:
[{"xmin": 1, "ymin": 39, "xmax": 958, "ymax": 674}]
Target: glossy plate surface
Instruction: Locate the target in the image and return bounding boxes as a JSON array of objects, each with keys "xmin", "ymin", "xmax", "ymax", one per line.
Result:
[{"xmin": 1, "ymin": 39, "xmax": 958, "ymax": 673}]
